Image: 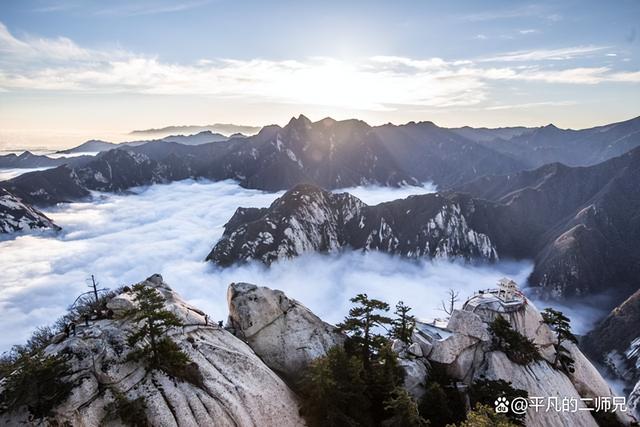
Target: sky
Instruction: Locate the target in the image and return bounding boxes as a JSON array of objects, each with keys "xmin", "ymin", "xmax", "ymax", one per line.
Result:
[{"xmin": 0, "ymin": 0, "xmax": 639, "ymax": 149}]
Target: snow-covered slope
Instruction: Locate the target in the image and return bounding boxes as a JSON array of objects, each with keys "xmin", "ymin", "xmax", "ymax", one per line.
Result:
[{"xmin": 0, "ymin": 188, "xmax": 59, "ymax": 233}]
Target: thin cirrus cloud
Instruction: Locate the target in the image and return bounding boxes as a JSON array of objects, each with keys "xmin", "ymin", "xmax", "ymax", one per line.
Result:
[
  {"xmin": 93, "ymin": 0, "xmax": 214, "ymax": 17},
  {"xmin": 480, "ymin": 45, "xmax": 608, "ymax": 62},
  {"xmin": 0, "ymin": 22, "xmax": 638, "ymax": 112}
]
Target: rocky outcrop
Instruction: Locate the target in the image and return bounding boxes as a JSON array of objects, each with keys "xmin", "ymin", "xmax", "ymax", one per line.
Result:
[
  {"xmin": 0, "ymin": 187, "xmax": 60, "ymax": 233},
  {"xmin": 227, "ymin": 282, "xmax": 344, "ymax": 382},
  {"xmin": 415, "ymin": 295, "xmax": 632, "ymax": 426},
  {"xmin": 0, "ymin": 275, "xmax": 305, "ymax": 427},
  {"xmin": 391, "ymin": 340, "xmax": 430, "ymax": 399},
  {"xmin": 207, "ymin": 184, "xmax": 499, "ymax": 266}
]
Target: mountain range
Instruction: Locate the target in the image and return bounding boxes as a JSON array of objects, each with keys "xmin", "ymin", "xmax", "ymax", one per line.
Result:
[
  {"xmin": 208, "ymin": 145, "xmax": 640, "ymax": 305},
  {"xmin": 3, "ymin": 115, "xmax": 640, "ymax": 207},
  {"xmin": 128, "ymin": 123, "xmax": 262, "ymax": 138},
  {"xmin": 2, "ymin": 114, "xmax": 640, "ymax": 423}
]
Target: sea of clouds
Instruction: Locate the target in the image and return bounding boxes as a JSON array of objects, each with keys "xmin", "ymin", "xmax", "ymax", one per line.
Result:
[{"xmin": 0, "ymin": 179, "xmax": 602, "ymax": 352}]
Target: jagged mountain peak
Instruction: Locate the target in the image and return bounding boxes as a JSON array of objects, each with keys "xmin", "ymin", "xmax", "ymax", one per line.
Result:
[{"xmin": 286, "ymin": 113, "xmax": 312, "ymax": 128}]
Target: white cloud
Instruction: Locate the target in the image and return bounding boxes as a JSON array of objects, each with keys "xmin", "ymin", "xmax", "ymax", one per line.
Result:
[
  {"xmin": 518, "ymin": 29, "xmax": 539, "ymax": 35},
  {"xmin": 0, "ymin": 179, "xmax": 547, "ymax": 351},
  {"xmin": 0, "ymin": 23, "xmax": 637, "ymax": 113},
  {"xmin": 485, "ymin": 100, "xmax": 576, "ymax": 111},
  {"xmin": 481, "ymin": 45, "xmax": 608, "ymax": 62}
]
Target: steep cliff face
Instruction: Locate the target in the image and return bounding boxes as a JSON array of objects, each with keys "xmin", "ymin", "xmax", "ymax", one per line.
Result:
[
  {"xmin": 0, "ymin": 275, "xmax": 305, "ymax": 427},
  {"xmin": 0, "ymin": 188, "xmax": 60, "ymax": 233},
  {"xmin": 207, "ymin": 184, "xmax": 498, "ymax": 266},
  {"xmin": 583, "ymin": 288, "xmax": 640, "ymax": 420},
  {"xmin": 226, "ymin": 282, "xmax": 345, "ymax": 382}
]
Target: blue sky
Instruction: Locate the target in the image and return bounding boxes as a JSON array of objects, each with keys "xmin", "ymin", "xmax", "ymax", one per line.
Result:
[{"xmin": 0, "ymin": 0, "xmax": 639, "ymax": 148}]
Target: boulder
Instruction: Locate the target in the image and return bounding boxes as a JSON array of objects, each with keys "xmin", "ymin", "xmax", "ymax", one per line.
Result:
[
  {"xmin": 391, "ymin": 339, "xmax": 430, "ymax": 399},
  {"xmin": 227, "ymin": 282, "xmax": 344, "ymax": 381},
  {"xmin": 446, "ymin": 309, "xmax": 490, "ymax": 341},
  {"xmin": 106, "ymin": 292, "xmax": 136, "ymax": 315}
]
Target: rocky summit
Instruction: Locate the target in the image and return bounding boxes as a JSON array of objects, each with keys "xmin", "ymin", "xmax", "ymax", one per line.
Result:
[
  {"xmin": 207, "ymin": 184, "xmax": 498, "ymax": 266},
  {"xmin": 0, "ymin": 275, "xmax": 303, "ymax": 427}
]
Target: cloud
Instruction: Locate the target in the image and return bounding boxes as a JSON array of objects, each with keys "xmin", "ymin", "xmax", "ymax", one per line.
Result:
[
  {"xmin": 94, "ymin": 0, "xmax": 213, "ymax": 16},
  {"xmin": 0, "ymin": 178, "xmax": 541, "ymax": 352},
  {"xmin": 518, "ymin": 29, "xmax": 539, "ymax": 35},
  {"xmin": 481, "ymin": 45, "xmax": 608, "ymax": 62},
  {"xmin": 0, "ymin": 23, "xmax": 637, "ymax": 112},
  {"xmin": 461, "ymin": 5, "xmax": 562, "ymax": 23},
  {"xmin": 484, "ymin": 100, "xmax": 576, "ymax": 111}
]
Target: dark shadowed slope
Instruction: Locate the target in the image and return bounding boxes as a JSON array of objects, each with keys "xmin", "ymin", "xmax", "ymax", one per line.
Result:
[
  {"xmin": 469, "ymin": 116, "xmax": 640, "ymax": 168},
  {"xmin": 456, "ymin": 147, "xmax": 640, "ymax": 300}
]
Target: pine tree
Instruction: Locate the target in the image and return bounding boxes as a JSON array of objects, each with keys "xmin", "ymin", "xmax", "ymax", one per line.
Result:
[
  {"xmin": 126, "ymin": 284, "xmax": 184, "ymax": 366},
  {"xmin": 337, "ymin": 293, "xmax": 392, "ymax": 370},
  {"xmin": 298, "ymin": 346, "xmax": 370, "ymax": 427},
  {"xmin": 390, "ymin": 301, "xmax": 416, "ymax": 344},
  {"xmin": 541, "ymin": 308, "xmax": 578, "ymax": 373},
  {"xmin": 488, "ymin": 315, "xmax": 541, "ymax": 365},
  {"xmin": 383, "ymin": 387, "xmax": 428, "ymax": 426}
]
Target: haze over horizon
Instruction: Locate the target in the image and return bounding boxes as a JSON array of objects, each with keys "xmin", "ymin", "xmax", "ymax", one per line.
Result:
[{"xmin": 1, "ymin": 0, "xmax": 639, "ymax": 149}]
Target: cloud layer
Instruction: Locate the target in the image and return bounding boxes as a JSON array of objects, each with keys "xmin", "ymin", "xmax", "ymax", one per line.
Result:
[
  {"xmin": 0, "ymin": 179, "xmax": 561, "ymax": 352},
  {"xmin": 1, "ymin": 22, "xmax": 638, "ymax": 112}
]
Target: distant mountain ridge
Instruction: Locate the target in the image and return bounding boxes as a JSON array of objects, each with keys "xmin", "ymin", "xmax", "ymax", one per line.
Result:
[
  {"xmin": 56, "ymin": 131, "xmax": 233, "ymax": 155},
  {"xmin": 129, "ymin": 123, "xmax": 262, "ymax": 137},
  {"xmin": 2, "ymin": 114, "xmax": 639, "ymax": 208}
]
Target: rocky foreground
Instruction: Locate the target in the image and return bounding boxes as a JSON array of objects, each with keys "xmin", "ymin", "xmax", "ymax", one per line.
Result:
[
  {"xmin": 0, "ymin": 275, "xmax": 304, "ymax": 427},
  {"xmin": 1, "ymin": 275, "xmax": 633, "ymax": 426}
]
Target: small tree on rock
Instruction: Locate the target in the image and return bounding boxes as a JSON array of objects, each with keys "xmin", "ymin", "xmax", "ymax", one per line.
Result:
[
  {"xmin": 489, "ymin": 315, "xmax": 541, "ymax": 365},
  {"xmin": 542, "ymin": 308, "xmax": 578, "ymax": 373},
  {"xmin": 390, "ymin": 301, "xmax": 416, "ymax": 344},
  {"xmin": 337, "ymin": 293, "xmax": 392, "ymax": 371},
  {"xmin": 126, "ymin": 284, "xmax": 184, "ymax": 366}
]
